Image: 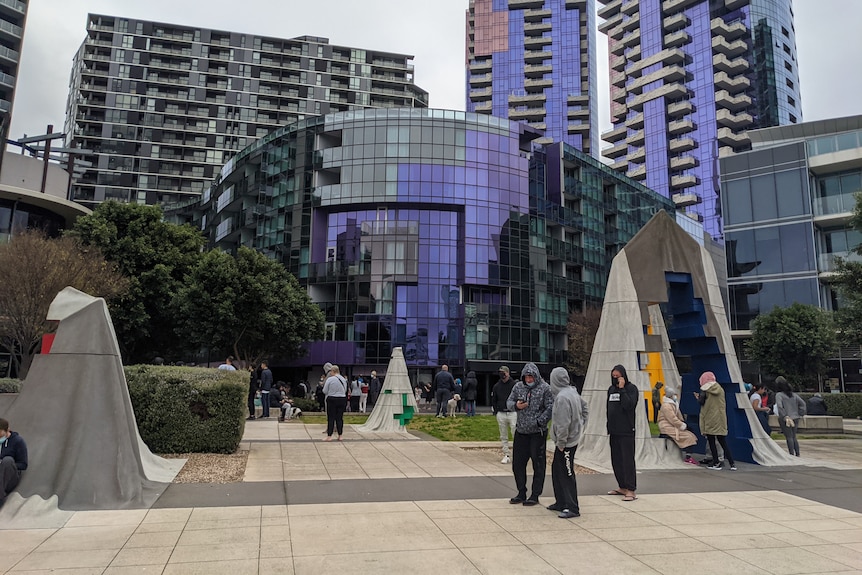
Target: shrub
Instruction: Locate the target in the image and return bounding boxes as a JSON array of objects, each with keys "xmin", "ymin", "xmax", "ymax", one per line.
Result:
[
  {"xmin": 290, "ymin": 397, "xmax": 320, "ymax": 412},
  {"xmin": 125, "ymin": 365, "xmax": 247, "ymax": 454},
  {"xmin": 799, "ymin": 392, "xmax": 862, "ymax": 419},
  {"xmin": 0, "ymin": 378, "xmax": 21, "ymax": 393}
]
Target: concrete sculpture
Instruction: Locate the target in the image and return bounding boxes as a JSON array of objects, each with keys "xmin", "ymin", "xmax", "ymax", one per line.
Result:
[
  {"xmin": 577, "ymin": 212, "xmax": 796, "ymax": 468},
  {"xmin": 358, "ymin": 347, "xmax": 417, "ymax": 433},
  {"xmin": 0, "ymin": 287, "xmax": 182, "ymax": 517}
]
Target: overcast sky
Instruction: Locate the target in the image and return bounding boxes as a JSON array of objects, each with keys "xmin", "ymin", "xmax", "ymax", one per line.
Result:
[{"xmin": 10, "ymin": 0, "xmax": 862, "ymax": 143}]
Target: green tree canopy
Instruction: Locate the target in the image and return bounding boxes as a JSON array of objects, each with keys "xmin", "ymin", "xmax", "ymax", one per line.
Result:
[
  {"xmin": 828, "ymin": 192, "xmax": 862, "ymax": 344},
  {"xmin": 745, "ymin": 302, "xmax": 836, "ymax": 389},
  {"xmin": 0, "ymin": 231, "xmax": 127, "ymax": 377},
  {"xmin": 174, "ymin": 246, "xmax": 325, "ymax": 364},
  {"xmin": 68, "ymin": 201, "xmax": 205, "ymax": 363}
]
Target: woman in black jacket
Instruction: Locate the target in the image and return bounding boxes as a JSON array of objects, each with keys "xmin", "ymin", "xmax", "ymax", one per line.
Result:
[
  {"xmin": 463, "ymin": 371, "xmax": 479, "ymax": 416},
  {"xmin": 606, "ymin": 364, "xmax": 639, "ymax": 501}
]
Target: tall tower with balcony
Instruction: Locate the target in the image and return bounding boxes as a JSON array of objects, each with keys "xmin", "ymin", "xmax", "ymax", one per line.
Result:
[
  {"xmin": 0, "ymin": 0, "xmax": 28, "ymax": 176},
  {"xmin": 465, "ymin": 0, "xmax": 598, "ymax": 155},
  {"xmin": 597, "ymin": 0, "xmax": 801, "ymax": 240},
  {"xmin": 64, "ymin": 14, "xmax": 429, "ymax": 208}
]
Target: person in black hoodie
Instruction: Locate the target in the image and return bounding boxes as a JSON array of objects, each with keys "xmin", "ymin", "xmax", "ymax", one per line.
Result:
[
  {"xmin": 463, "ymin": 371, "xmax": 478, "ymax": 416},
  {"xmin": 0, "ymin": 418, "xmax": 27, "ymax": 508},
  {"xmin": 606, "ymin": 364, "xmax": 639, "ymax": 501}
]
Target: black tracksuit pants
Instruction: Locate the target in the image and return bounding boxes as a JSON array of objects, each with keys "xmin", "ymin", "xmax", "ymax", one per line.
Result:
[
  {"xmin": 609, "ymin": 434, "xmax": 637, "ymax": 492},
  {"xmin": 551, "ymin": 445, "xmax": 580, "ymax": 513},
  {"xmin": 513, "ymin": 431, "xmax": 547, "ymax": 499}
]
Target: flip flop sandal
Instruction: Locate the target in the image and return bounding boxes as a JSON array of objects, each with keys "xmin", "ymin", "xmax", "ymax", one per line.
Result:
[
  {"xmin": 607, "ymin": 490, "xmax": 626, "ymax": 496},
  {"xmin": 622, "ymin": 495, "xmax": 638, "ymax": 502}
]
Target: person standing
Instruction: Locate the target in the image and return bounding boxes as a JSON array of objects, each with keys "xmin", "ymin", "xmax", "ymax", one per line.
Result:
[
  {"xmin": 454, "ymin": 378, "xmax": 463, "ymax": 413},
  {"xmin": 507, "ymin": 363, "xmax": 554, "ymax": 506},
  {"xmin": 315, "ymin": 376, "xmax": 326, "ymax": 412},
  {"xmin": 323, "ymin": 364, "xmax": 348, "ymax": 441},
  {"xmin": 259, "ymin": 361, "xmax": 273, "ymax": 419},
  {"xmin": 492, "ymin": 366, "xmax": 518, "ymax": 464},
  {"xmin": 0, "ymin": 418, "xmax": 27, "ymax": 508},
  {"xmin": 607, "ymin": 364, "xmax": 639, "ymax": 501},
  {"xmin": 369, "ymin": 370, "xmax": 382, "ymax": 408},
  {"xmin": 775, "ymin": 376, "xmax": 806, "ymax": 456},
  {"xmin": 349, "ymin": 376, "xmax": 361, "ymax": 413},
  {"xmin": 218, "ymin": 356, "xmax": 237, "ymax": 371},
  {"xmin": 433, "ymin": 365, "xmax": 455, "ymax": 417},
  {"xmin": 463, "ymin": 370, "xmax": 478, "ymax": 416},
  {"xmin": 359, "ymin": 377, "xmax": 369, "ymax": 414},
  {"xmin": 548, "ymin": 367, "xmax": 588, "ymax": 519},
  {"xmin": 246, "ymin": 363, "xmax": 259, "ymax": 421},
  {"xmin": 750, "ymin": 383, "xmax": 772, "ymax": 434},
  {"xmin": 658, "ymin": 386, "xmax": 698, "ymax": 464},
  {"xmin": 696, "ymin": 371, "xmax": 736, "ymax": 470},
  {"xmin": 651, "ymin": 382, "xmax": 663, "ymax": 423}
]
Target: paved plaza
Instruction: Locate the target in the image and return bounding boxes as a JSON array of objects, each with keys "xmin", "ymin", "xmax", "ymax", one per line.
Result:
[{"xmin": 3, "ymin": 418, "xmax": 862, "ymax": 574}]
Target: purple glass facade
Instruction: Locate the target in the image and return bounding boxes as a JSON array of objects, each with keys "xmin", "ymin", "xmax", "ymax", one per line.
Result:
[
  {"xmin": 599, "ymin": 0, "xmax": 801, "ymax": 241},
  {"xmin": 467, "ymin": 0, "xmax": 598, "ymax": 156}
]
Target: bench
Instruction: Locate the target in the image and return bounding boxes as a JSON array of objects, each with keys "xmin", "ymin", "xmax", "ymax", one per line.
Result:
[{"xmin": 767, "ymin": 415, "xmax": 844, "ymax": 433}]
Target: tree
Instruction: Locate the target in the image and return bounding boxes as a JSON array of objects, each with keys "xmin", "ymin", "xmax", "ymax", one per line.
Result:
[
  {"xmin": 745, "ymin": 303, "xmax": 836, "ymax": 389},
  {"xmin": 828, "ymin": 193, "xmax": 862, "ymax": 345},
  {"xmin": 566, "ymin": 305, "xmax": 602, "ymax": 376},
  {"xmin": 0, "ymin": 231, "xmax": 127, "ymax": 377},
  {"xmin": 174, "ymin": 246, "xmax": 325, "ymax": 364},
  {"xmin": 68, "ymin": 202, "xmax": 205, "ymax": 363}
]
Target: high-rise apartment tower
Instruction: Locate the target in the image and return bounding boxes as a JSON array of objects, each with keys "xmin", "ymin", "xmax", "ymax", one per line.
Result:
[
  {"xmin": 64, "ymin": 14, "xmax": 428, "ymax": 208},
  {"xmin": 0, "ymin": 0, "xmax": 28, "ymax": 175},
  {"xmin": 465, "ymin": 0, "xmax": 598, "ymax": 155},
  {"xmin": 598, "ymin": 0, "xmax": 801, "ymax": 239}
]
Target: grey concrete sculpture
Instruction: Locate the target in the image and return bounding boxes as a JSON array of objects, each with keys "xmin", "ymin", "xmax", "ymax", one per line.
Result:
[
  {"xmin": 357, "ymin": 347, "xmax": 418, "ymax": 433},
  {"xmin": 577, "ymin": 212, "xmax": 796, "ymax": 469},
  {"xmin": 0, "ymin": 287, "xmax": 182, "ymax": 517}
]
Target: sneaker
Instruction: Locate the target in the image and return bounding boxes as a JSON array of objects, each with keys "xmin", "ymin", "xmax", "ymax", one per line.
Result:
[
  {"xmin": 558, "ymin": 509, "xmax": 580, "ymax": 519},
  {"xmin": 684, "ymin": 457, "xmax": 699, "ymax": 465},
  {"xmin": 707, "ymin": 461, "xmax": 723, "ymax": 470},
  {"xmin": 546, "ymin": 503, "xmax": 564, "ymax": 512},
  {"xmin": 509, "ymin": 496, "xmax": 525, "ymax": 504},
  {"xmin": 501, "ymin": 455, "xmax": 511, "ymax": 464},
  {"xmin": 729, "ymin": 464, "xmax": 737, "ymax": 471},
  {"xmin": 522, "ymin": 498, "xmax": 539, "ymax": 507},
  {"xmin": 246, "ymin": 416, "xmax": 255, "ymax": 421}
]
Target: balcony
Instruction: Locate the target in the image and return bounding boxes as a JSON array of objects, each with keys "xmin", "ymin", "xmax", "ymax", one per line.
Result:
[
  {"xmin": 524, "ymin": 35, "xmax": 553, "ymax": 49},
  {"xmin": 715, "ymin": 89, "xmax": 752, "ymax": 111},
  {"xmin": 621, "ymin": 0, "xmax": 639, "ymax": 14},
  {"xmin": 627, "ymin": 165, "xmax": 647, "ymax": 180},
  {"xmin": 469, "ymin": 87, "xmax": 493, "ymax": 101},
  {"xmin": 627, "ymin": 47, "xmax": 685, "ymax": 77},
  {"xmin": 661, "ymin": 0, "xmax": 700, "ymax": 14},
  {"xmin": 669, "ymin": 137, "xmax": 696, "ymax": 153},
  {"xmin": 716, "ymin": 109, "xmax": 753, "ymax": 129},
  {"xmin": 812, "ymin": 191, "xmax": 859, "ymax": 219},
  {"xmin": 567, "ymin": 108, "xmax": 589, "ymax": 120},
  {"xmin": 672, "ymin": 192, "xmax": 700, "ymax": 207},
  {"xmin": 603, "ymin": 141, "xmax": 628, "ymax": 159},
  {"xmin": 524, "ymin": 9, "xmax": 552, "ymax": 22},
  {"xmin": 524, "ymin": 21, "xmax": 552, "ymax": 35},
  {"xmin": 668, "ymin": 119, "xmax": 696, "ymax": 135},
  {"xmin": 664, "ymin": 30, "xmax": 691, "ymax": 48},
  {"xmin": 611, "ymin": 53, "xmax": 626, "ymax": 72},
  {"xmin": 0, "ymin": 43, "xmax": 18, "ymax": 64},
  {"xmin": 508, "ymin": 107, "xmax": 546, "ymax": 121},
  {"xmin": 711, "ymin": 17, "xmax": 748, "ymax": 40},
  {"xmin": 621, "ymin": 28, "xmax": 641, "ymax": 49},
  {"xmin": 525, "ymin": 64, "xmax": 553, "ymax": 77},
  {"xmin": 0, "ymin": 0, "xmax": 26, "ymax": 15},
  {"xmin": 509, "ymin": 92, "xmax": 546, "ymax": 104},
  {"xmin": 663, "ymin": 12, "xmax": 690, "ymax": 30},
  {"xmin": 717, "ymin": 127, "xmax": 749, "ymax": 147},
  {"xmin": 509, "ymin": 0, "xmax": 545, "ymax": 8},
  {"xmin": 628, "ymin": 82, "xmax": 688, "ymax": 111},
  {"xmin": 469, "ymin": 73, "xmax": 493, "ymax": 87},
  {"xmin": 667, "ymin": 100, "xmax": 693, "ymax": 118},
  {"xmin": 567, "ymin": 123, "xmax": 590, "ymax": 133},
  {"xmin": 627, "ymin": 65, "xmax": 686, "ymax": 94},
  {"xmin": 712, "ymin": 36, "xmax": 748, "ymax": 57},
  {"xmin": 524, "ymin": 50, "xmax": 553, "ymax": 63},
  {"xmin": 628, "ymin": 146, "xmax": 645, "ymax": 162},
  {"xmin": 469, "ymin": 59, "xmax": 492, "ymax": 73},
  {"xmin": 622, "ymin": 12, "xmax": 640, "ymax": 33},
  {"xmin": 670, "ymin": 155, "xmax": 697, "ymax": 170},
  {"xmin": 819, "ymin": 251, "xmax": 862, "ymax": 273},
  {"xmin": 603, "ymin": 124, "xmax": 627, "ymax": 143},
  {"xmin": 525, "ymin": 77, "xmax": 553, "ymax": 90},
  {"xmin": 625, "ymin": 112, "xmax": 644, "ymax": 129},
  {"xmin": 671, "ymin": 174, "xmax": 699, "ymax": 189},
  {"xmin": 626, "ymin": 129, "xmax": 645, "ymax": 146},
  {"xmin": 610, "ymin": 158, "xmax": 628, "ymax": 172},
  {"xmin": 599, "ymin": 11, "xmax": 624, "ymax": 35},
  {"xmin": 714, "ymin": 71, "xmax": 750, "ymax": 93},
  {"xmin": 713, "ymin": 53, "xmax": 749, "ymax": 74},
  {"xmin": 598, "ymin": 0, "xmax": 622, "ymax": 19},
  {"xmin": 473, "ymin": 101, "xmax": 493, "ymax": 113},
  {"xmin": 0, "ymin": 70, "xmax": 14, "ymax": 89}
]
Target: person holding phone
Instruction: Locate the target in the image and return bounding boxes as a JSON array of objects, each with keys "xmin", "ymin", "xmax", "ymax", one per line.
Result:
[{"xmin": 606, "ymin": 364, "xmax": 639, "ymax": 501}]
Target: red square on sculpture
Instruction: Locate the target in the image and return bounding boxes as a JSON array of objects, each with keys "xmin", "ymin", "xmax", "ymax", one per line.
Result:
[{"xmin": 41, "ymin": 333, "xmax": 55, "ymax": 354}]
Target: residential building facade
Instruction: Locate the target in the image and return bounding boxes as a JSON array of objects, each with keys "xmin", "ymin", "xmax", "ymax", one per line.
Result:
[
  {"xmin": 64, "ymin": 14, "xmax": 428, "ymax": 209},
  {"xmin": 465, "ymin": 0, "xmax": 599, "ymax": 155},
  {"xmin": 0, "ymin": 0, "xmax": 28, "ymax": 176},
  {"xmin": 174, "ymin": 108, "xmax": 674, "ymax": 397},
  {"xmin": 597, "ymin": 0, "xmax": 802, "ymax": 240},
  {"xmin": 721, "ymin": 115, "xmax": 862, "ymax": 391}
]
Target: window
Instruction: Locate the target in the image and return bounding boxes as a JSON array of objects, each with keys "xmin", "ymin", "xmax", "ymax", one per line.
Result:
[
  {"xmin": 785, "ymin": 61, "xmax": 793, "ymax": 72},
  {"xmin": 786, "ymin": 78, "xmax": 794, "ymax": 89},
  {"xmin": 789, "ymin": 113, "xmax": 797, "ymax": 123},
  {"xmin": 787, "ymin": 95, "xmax": 796, "ymax": 107},
  {"xmin": 782, "ymin": 43, "xmax": 791, "ymax": 55},
  {"xmin": 781, "ymin": 26, "xmax": 789, "ymax": 37}
]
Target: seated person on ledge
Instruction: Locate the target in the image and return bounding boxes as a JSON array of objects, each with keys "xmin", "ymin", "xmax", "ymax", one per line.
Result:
[
  {"xmin": 0, "ymin": 418, "xmax": 27, "ymax": 507},
  {"xmin": 806, "ymin": 393, "xmax": 828, "ymax": 416},
  {"xmin": 274, "ymin": 383, "xmax": 294, "ymax": 421}
]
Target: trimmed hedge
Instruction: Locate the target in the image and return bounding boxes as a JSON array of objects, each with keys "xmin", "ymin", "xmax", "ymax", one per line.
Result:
[
  {"xmin": 799, "ymin": 392, "xmax": 862, "ymax": 419},
  {"xmin": 0, "ymin": 378, "xmax": 21, "ymax": 393},
  {"xmin": 290, "ymin": 397, "xmax": 320, "ymax": 413},
  {"xmin": 125, "ymin": 365, "xmax": 247, "ymax": 454}
]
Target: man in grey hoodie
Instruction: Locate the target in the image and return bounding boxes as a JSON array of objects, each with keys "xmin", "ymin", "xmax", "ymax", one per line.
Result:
[
  {"xmin": 548, "ymin": 368, "xmax": 587, "ymax": 518},
  {"xmin": 506, "ymin": 362, "xmax": 554, "ymax": 506}
]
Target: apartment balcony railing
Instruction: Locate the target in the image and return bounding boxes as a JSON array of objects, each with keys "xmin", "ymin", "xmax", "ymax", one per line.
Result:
[{"xmin": 813, "ymin": 191, "xmax": 861, "ymax": 218}]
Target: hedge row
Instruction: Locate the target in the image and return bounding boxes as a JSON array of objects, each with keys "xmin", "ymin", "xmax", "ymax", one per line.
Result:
[
  {"xmin": 125, "ymin": 365, "xmax": 247, "ymax": 454},
  {"xmin": 799, "ymin": 392, "xmax": 862, "ymax": 419},
  {"xmin": 0, "ymin": 378, "xmax": 21, "ymax": 393}
]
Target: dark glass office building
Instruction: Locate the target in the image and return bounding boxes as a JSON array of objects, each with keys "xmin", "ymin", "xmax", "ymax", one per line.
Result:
[
  {"xmin": 721, "ymin": 115, "xmax": 862, "ymax": 391},
  {"xmin": 177, "ymin": 108, "xmax": 673, "ymax": 392}
]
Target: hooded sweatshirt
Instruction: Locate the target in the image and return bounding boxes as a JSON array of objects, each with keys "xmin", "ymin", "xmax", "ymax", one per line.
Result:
[
  {"xmin": 506, "ymin": 362, "xmax": 554, "ymax": 434},
  {"xmin": 698, "ymin": 372, "xmax": 727, "ymax": 436},
  {"xmin": 0, "ymin": 430, "xmax": 28, "ymax": 471},
  {"xmin": 549, "ymin": 367, "xmax": 589, "ymax": 449},
  {"xmin": 606, "ymin": 364, "xmax": 639, "ymax": 436}
]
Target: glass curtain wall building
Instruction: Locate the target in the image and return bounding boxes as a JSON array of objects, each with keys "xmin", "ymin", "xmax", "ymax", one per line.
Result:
[
  {"xmin": 0, "ymin": 0, "xmax": 29, "ymax": 177},
  {"xmin": 178, "ymin": 109, "xmax": 673, "ymax": 393},
  {"xmin": 64, "ymin": 14, "xmax": 428, "ymax": 209},
  {"xmin": 721, "ymin": 115, "xmax": 862, "ymax": 391},
  {"xmin": 465, "ymin": 0, "xmax": 598, "ymax": 156},
  {"xmin": 597, "ymin": 0, "xmax": 801, "ymax": 240}
]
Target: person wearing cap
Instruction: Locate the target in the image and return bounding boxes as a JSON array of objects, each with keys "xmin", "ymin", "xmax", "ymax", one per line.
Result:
[
  {"xmin": 695, "ymin": 371, "xmax": 736, "ymax": 470},
  {"xmin": 492, "ymin": 366, "xmax": 518, "ymax": 464},
  {"xmin": 506, "ymin": 363, "xmax": 554, "ymax": 506}
]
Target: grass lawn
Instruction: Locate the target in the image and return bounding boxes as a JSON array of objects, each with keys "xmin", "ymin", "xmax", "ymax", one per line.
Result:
[{"xmin": 297, "ymin": 413, "xmax": 501, "ymax": 441}]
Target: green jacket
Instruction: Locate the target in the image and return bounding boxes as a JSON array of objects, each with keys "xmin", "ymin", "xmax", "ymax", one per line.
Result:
[{"xmin": 699, "ymin": 381, "xmax": 727, "ymax": 436}]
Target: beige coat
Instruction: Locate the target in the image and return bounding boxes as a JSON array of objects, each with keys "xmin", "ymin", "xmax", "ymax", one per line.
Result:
[
  {"xmin": 658, "ymin": 398, "xmax": 697, "ymax": 449},
  {"xmin": 699, "ymin": 381, "xmax": 727, "ymax": 436}
]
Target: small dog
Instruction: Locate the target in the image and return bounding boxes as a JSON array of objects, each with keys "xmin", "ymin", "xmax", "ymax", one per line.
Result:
[
  {"xmin": 447, "ymin": 394, "xmax": 461, "ymax": 417},
  {"xmin": 290, "ymin": 407, "xmax": 303, "ymax": 419}
]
